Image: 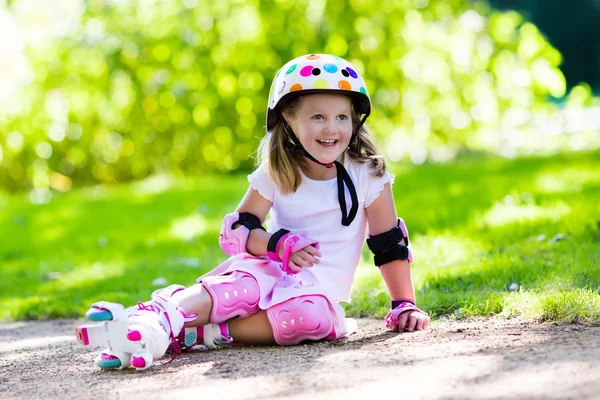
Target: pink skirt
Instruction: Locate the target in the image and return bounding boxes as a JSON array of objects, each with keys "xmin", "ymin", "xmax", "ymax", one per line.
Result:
[{"xmin": 197, "ymin": 253, "xmax": 349, "ymax": 338}]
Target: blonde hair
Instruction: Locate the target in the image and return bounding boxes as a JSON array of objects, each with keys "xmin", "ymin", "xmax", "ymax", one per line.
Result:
[{"xmin": 257, "ymin": 94, "xmax": 386, "ymax": 194}]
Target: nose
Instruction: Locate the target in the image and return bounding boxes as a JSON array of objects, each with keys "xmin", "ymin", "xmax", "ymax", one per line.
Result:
[{"xmin": 322, "ymin": 119, "xmax": 337, "ymax": 135}]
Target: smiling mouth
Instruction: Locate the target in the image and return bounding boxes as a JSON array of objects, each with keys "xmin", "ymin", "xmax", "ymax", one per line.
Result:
[{"xmin": 316, "ymin": 139, "xmax": 338, "ymax": 148}]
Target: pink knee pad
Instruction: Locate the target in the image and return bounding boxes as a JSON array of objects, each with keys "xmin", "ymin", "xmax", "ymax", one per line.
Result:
[
  {"xmin": 202, "ymin": 271, "xmax": 260, "ymax": 324},
  {"xmin": 266, "ymin": 295, "xmax": 337, "ymax": 346}
]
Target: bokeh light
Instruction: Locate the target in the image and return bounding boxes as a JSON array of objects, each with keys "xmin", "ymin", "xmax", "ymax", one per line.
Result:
[{"xmin": 0, "ymin": 0, "xmax": 598, "ymax": 196}]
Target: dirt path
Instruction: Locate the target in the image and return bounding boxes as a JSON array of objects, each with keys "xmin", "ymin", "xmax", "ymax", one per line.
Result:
[{"xmin": 1, "ymin": 318, "xmax": 599, "ymax": 400}]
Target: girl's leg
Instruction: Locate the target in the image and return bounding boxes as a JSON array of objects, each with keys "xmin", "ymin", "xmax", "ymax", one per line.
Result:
[
  {"xmin": 227, "ymin": 295, "xmax": 340, "ymax": 346},
  {"xmin": 174, "ymin": 271, "xmax": 263, "ymax": 348},
  {"xmin": 171, "ymin": 283, "xmax": 213, "ymax": 327},
  {"xmin": 228, "ymin": 311, "xmax": 275, "ymax": 345},
  {"xmin": 172, "ymin": 286, "xmax": 274, "ymax": 345}
]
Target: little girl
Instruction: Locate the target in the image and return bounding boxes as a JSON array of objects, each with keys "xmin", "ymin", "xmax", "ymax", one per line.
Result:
[{"xmin": 75, "ymin": 54, "xmax": 430, "ymax": 370}]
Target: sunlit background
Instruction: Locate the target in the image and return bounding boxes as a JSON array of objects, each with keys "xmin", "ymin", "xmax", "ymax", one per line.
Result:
[
  {"xmin": 0, "ymin": 0, "xmax": 599, "ymax": 201},
  {"xmin": 1, "ymin": 0, "xmax": 599, "ymax": 322}
]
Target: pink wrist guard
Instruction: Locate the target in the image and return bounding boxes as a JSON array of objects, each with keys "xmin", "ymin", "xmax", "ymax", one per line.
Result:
[
  {"xmin": 281, "ymin": 233, "xmax": 320, "ymax": 274},
  {"xmin": 219, "ymin": 212, "xmax": 249, "ymax": 256},
  {"xmin": 385, "ymin": 301, "xmax": 428, "ymax": 331},
  {"xmin": 267, "ymin": 230, "xmax": 291, "ymax": 262}
]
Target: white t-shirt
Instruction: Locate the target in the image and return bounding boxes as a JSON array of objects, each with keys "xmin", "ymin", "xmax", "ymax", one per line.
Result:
[{"xmin": 248, "ymin": 156, "xmax": 395, "ymax": 304}]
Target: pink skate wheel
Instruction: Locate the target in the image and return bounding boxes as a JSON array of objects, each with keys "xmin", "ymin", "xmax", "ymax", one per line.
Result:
[
  {"xmin": 131, "ymin": 356, "xmax": 146, "ymax": 369},
  {"xmin": 96, "ymin": 353, "xmax": 121, "ymax": 369},
  {"xmin": 127, "ymin": 330, "xmax": 142, "ymax": 342},
  {"xmin": 86, "ymin": 307, "xmax": 113, "ymax": 322}
]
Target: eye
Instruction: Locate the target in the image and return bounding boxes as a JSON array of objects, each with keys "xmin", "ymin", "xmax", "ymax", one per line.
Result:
[
  {"xmin": 311, "ymin": 114, "xmax": 324, "ymax": 120},
  {"xmin": 338, "ymin": 114, "xmax": 349, "ymax": 121}
]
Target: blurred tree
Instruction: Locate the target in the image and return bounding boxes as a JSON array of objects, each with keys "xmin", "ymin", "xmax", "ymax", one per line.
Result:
[
  {"xmin": 0, "ymin": 0, "xmax": 568, "ymax": 193},
  {"xmin": 490, "ymin": 0, "xmax": 600, "ymax": 93}
]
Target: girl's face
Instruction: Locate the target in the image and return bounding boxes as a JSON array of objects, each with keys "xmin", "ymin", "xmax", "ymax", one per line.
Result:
[{"xmin": 285, "ymin": 94, "xmax": 353, "ymax": 164}]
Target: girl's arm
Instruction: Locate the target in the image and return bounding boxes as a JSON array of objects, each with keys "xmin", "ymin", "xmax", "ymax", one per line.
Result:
[
  {"xmin": 234, "ymin": 187, "xmax": 274, "ymax": 257},
  {"xmin": 365, "ymin": 183, "xmax": 416, "ymax": 302},
  {"xmin": 233, "ymin": 186, "xmax": 321, "ymax": 268},
  {"xmin": 366, "ymin": 182, "xmax": 429, "ymax": 332}
]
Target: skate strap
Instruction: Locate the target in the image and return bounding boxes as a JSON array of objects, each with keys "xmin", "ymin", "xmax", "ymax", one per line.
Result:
[
  {"xmin": 202, "ymin": 323, "xmax": 233, "ymax": 348},
  {"xmin": 135, "ymin": 299, "xmax": 189, "ymax": 366},
  {"xmin": 137, "ymin": 302, "xmax": 158, "ymax": 313},
  {"xmin": 161, "ymin": 311, "xmax": 181, "ymax": 365}
]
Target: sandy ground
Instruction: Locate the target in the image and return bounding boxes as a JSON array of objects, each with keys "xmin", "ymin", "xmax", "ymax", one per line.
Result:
[{"xmin": 1, "ymin": 318, "xmax": 599, "ymax": 400}]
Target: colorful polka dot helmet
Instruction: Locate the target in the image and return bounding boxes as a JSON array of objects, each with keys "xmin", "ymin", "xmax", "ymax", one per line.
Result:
[{"xmin": 266, "ymin": 54, "xmax": 371, "ymax": 132}]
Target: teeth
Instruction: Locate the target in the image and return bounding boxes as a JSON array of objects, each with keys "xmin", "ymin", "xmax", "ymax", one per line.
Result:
[{"xmin": 318, "ymin": 139, "xmax": 336, "ymax": 144}]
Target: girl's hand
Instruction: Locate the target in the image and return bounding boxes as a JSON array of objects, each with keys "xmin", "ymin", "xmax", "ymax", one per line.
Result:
[
  {"xmin": 385, "ymin": 302, "xmax": 430, "ymax": 332},
  {"xmin": 393, "ymin": 310, "xmax": 430, "ymax": 332},
  {"xmin": 280, "ymin": 244, "xmax": 321, "ymax": 273}
]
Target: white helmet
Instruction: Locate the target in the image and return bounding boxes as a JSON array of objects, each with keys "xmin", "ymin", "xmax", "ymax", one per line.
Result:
[{"xmin": 266, "ymin": 54, "xmax": 371, "ymax": 132}]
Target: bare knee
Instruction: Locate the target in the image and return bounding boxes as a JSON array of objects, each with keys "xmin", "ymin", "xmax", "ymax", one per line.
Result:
[{"xmin": 171, "ymin": 284, "xmax": 213, "ymax": 327}]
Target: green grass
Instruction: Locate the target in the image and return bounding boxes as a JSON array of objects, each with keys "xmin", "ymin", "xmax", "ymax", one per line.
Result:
[{"xmin": 1, "ymin": 151, "xmax": 599, "ymax": 322}]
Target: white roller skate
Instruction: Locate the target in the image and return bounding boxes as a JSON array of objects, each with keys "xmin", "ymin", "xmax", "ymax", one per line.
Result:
[{"xmin": 75, "ymin": 285, "xmax": 197, "ymax": 370}]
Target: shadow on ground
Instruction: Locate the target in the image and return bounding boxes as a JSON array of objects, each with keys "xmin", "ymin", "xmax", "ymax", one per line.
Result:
[{"xmin": 1, "ymin": 318, "xmax": 599, "ymax": 400}]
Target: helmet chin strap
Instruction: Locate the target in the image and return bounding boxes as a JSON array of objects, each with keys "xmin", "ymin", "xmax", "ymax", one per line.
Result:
[{"xmin": 282, "ymin": 114, "xmax": 368, "ymax": 226}]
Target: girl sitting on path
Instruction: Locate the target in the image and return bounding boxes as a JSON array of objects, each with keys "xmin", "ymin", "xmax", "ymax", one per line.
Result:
[{"xmin": 76, "ymin": 54, "xmax": 430, "ymax": 370}]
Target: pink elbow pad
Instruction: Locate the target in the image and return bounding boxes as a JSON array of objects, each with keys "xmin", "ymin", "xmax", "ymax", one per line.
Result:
[{"xmin": 219, "ymin": 212, "xmax": 250, "ymax": 256}]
